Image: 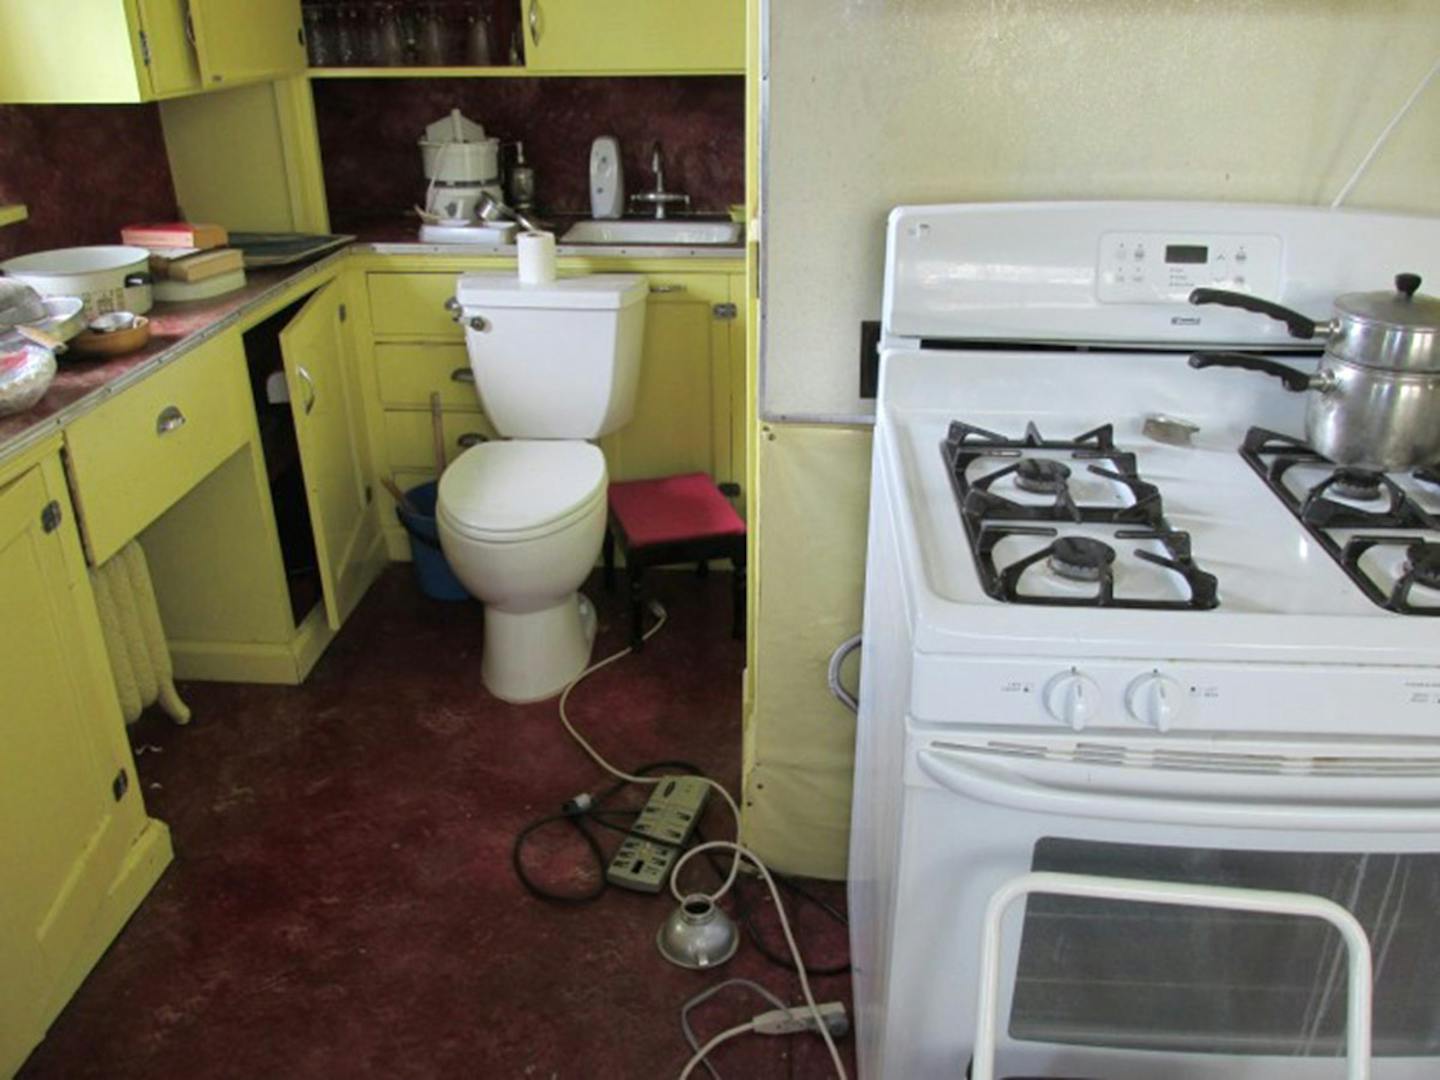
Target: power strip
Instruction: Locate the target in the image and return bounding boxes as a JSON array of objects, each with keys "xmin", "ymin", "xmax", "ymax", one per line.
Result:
[{"xmin": 606, "ymin": 776, "xmax": 710, "ymax": 893}]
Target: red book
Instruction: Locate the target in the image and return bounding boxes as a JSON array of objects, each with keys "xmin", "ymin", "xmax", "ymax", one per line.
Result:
[{"xmin": 121, "ymin": 222, "xmax": 228, "ymax": 250}]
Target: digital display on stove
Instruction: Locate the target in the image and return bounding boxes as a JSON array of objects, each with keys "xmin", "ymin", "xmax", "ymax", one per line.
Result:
[{"xmin": 1166, "ymin": 244, "xmax": 1209, "ymax": 265}]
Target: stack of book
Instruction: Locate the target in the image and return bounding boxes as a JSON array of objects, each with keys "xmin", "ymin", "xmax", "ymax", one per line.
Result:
[{"xmin": 120, "ymin": 222, "xmax": 247, "ymax": 301}]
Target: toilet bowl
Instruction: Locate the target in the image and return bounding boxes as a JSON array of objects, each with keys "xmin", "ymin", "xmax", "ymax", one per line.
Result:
[
  {"xmin": 435, "ymin": 270, "xmax": 647, "ymax": 702},
  {"xmin": 438, "ymin": 440, "xmax": 609, "ymax": 703}
]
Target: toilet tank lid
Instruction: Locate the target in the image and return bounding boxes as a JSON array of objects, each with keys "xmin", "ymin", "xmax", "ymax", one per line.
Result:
[
  {"xmin": 456, "ymin": 272, "xmax": 647, "ymax": 310},
  {"xmin": 439, "ymin": 440, "xmax": 606, "ymax": 535}
]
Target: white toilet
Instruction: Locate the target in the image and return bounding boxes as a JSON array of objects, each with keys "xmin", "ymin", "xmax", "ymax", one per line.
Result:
[{"xmin": 436, "ymin": 272, "xmax": 647, "ymax": 703}]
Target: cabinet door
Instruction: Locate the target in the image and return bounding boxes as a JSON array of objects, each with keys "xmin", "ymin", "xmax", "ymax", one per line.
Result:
[
  {"xmin": 0, "ymin": 466, "xmax": 135, "ymax": 1006},
  {"xmin": 188, "ymin": 0, "xmax": 306, "ymax": 89},
  {"xmin": 521, "ymin": 0, "xmax": 744, "ymax": 73},
  {"xmin": 600, "ymin": 273, "xmax": 734, "ymax": 483},
  {"xmin": 136, "ymin": 0, "xmax": 201, "ymax": 97},
  {"xmin": 280, "ymin": 282, "xmax": 380, "ymax": 631}
]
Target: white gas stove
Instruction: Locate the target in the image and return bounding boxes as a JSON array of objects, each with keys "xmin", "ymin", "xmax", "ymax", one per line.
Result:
[{"xmin": 850, "ymin": 202, "xmax": 1440, "ymax": 1080}]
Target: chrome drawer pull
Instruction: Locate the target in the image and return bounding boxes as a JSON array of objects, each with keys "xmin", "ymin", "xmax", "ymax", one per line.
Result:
[
  {"xmin": 529, "ymin": 0, "xmax": 540, "ymax": 45},
  {"xmin": 649, "ymin": 284, "xmax": 685, "ymax": 294},
  {"xmin": 444, "ymin": 296, "xmax": 463, "ymax": 323},
  {"xmin": 450, "ymin": 367, "xmax": 476, "ymax": 384},
  {"xmin": 155, "ymin": 405, "xmax": 186, "ymax": 435},
  {"xmin": 456, "ymin": 432, "xmax": 488, "ymax": 448},
  {"xmin": 296, "ymin": 365, "xmax": 317, "ymax": 415}
]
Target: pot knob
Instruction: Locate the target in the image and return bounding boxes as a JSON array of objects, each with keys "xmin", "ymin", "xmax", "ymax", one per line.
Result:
[{"xmin": 1397, "ymin": 272, "xmax": 1422, "ymax": 300}]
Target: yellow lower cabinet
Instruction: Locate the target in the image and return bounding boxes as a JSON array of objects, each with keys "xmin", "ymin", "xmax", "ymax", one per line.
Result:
[
  {"xmin": 281, "ymin": 281, "xmax": 385, "ymax": 631},
  {"xmin": 367, "ymin": 273, "xmax": 466, "ymax": 340},
  {"xmin": 65, "ymin": 331, "xmax": 252, "ymax": 566},
  {"xmin": 383, "ymin": 409, "xmax": 497, "ymax": 472},
  {"xmin": 0, "ymin": 448, "xmax": 170, "ymax": 1076},
  {"xmin": 375, "ymin": 343, "xmax": 476, "ymax": 409},
  {"xmin": 600, "ymin": 272, "xmax": 737, "ymax": 486}
]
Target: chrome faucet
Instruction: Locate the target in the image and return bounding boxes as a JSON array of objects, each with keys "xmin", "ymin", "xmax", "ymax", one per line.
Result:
[{"xmin": 629, "ymin": 140, "xmax": 690, "ymax": 220}]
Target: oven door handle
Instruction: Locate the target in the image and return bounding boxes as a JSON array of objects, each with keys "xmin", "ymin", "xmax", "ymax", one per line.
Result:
[{"xmin": 916, "ymin": 746, "xmax": 1440, "ymax": 832}]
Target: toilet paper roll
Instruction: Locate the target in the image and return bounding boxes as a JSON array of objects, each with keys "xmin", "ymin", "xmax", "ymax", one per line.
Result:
[{"xmin": 517, "ymin": 230, "xmax": 557, "ymax": 285}]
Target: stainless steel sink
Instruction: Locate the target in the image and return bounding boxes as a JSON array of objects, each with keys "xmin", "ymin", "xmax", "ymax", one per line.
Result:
[{"xmin": 559, "ymin": 219, "xmax": 743, "ymax": 246}]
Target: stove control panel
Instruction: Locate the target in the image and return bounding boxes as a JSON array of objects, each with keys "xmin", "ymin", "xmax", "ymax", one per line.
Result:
[{"xmin": 1096, "ymin": 231, "xmax": 1282, "ymax": 305}]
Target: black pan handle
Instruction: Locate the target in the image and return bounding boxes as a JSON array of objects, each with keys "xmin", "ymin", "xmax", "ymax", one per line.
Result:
[
  {"xmin": 1188, "ymin": 351, "xmax": 1313, "ymax": 393},
  {"xmin": 1188, "ymin": 287, "xmax": 1318, "ymax": 340}
]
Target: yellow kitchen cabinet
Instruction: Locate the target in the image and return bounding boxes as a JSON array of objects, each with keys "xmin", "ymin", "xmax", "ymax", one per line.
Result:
[
  {"xmin": 599, "ymin": 272, "xmax": 738, "ymax": 486},
  {"xmin": 519, "ymin": 0, "xmax": 744, "ymax": 73},
  {"xmin": 281, "ymin": 281, "xmax": 384, "ymax": 631},
  {"xmin": 65, "ymin": 330, "xmax": 253, "ymax": 567},
  {"xmin": 0, "ymin": 445, "xmax": 171, "ymax": 1077},
  {"xmin": 0, "ymin": 0, "xmax": 304, "ymax": 104}
]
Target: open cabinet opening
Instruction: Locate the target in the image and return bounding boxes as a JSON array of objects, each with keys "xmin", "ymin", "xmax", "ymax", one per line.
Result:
[{"xmin": 243, "ymin": 294, "xmax": 322, "ymax": 626}]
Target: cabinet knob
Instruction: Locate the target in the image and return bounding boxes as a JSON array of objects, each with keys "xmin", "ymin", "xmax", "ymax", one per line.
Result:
[
  {"xmin": 155, "ymin": 405, "xmax": 186, "ymax": 435},
  {"xmin": 456, "ymin": 432, "xmax": 489, "ymax": 448}
]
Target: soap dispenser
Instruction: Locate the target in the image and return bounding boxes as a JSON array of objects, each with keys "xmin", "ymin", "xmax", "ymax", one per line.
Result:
[
  {"xmin": 589, "ymin": 135, "xmax": 624, "ymax": 220},
  {"xmin": 509, "ymin": 141, "xmax": 536, "ymax": 212}
]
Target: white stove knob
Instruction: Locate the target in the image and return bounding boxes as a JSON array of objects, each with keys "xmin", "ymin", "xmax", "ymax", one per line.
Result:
[
  {"xmin": 1125, "ymin": 672, "xmax": 1184, "ymax": 732},
  {"xmin": 1043, "ymin": 670, "xmax": 1100, "ymax": 731}
]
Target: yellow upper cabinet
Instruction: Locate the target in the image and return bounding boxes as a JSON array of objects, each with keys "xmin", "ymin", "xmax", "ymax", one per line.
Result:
[
  {"xmin": 0, "ymin": 0, "xmax": 303, "ymax": 104},
  {"xmin": 520, "ymin": 0, "xmax": 743, "ymax": 74},
  {"xmin": 188, "ymin": 0, "xmax": 306, "ymax": 89}
]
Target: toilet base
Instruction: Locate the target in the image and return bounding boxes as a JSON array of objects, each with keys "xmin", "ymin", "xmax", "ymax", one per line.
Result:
[{"xmin": 481, "ymin": 591, "xmax": 598, "ymax": 704}]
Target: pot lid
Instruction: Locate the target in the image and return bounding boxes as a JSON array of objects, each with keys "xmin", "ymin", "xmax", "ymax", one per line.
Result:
[
  {"xmin": 437, "ymin": 440, "xmax": 605, "ymax": 536},
  {"xmin": 2, "ymin": 245, "xmax": 150, "ymax": 276},
  {"xmin": 1336, "ymin": 273, "xmax": 1440, "ymax": 330}
]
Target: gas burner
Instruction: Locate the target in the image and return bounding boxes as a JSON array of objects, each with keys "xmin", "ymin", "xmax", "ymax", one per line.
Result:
[
  {"xmin": 1243, "ymin": 429, "xmax": 1440, "ymax": 616},
  {"xmin": 973, "ymin": 525, "xmax": 1218, "ymax": 610},
  {"xmin": 1331, "ymin": 468, "xmax": 1385, "ymax": 503},
  {"xmin": 1405, "ymin": 542, "xmax": 1440, "ymax": 591},
  {"xmin": 1014, "ymin": 458, "xmax": 1072, "ymax": 495},
  {"xmin": 1048, "ymin": 536, "xmax": 1115, "ymax": 582}
]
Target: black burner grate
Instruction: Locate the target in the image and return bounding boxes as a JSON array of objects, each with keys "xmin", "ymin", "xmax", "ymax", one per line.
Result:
[
  {"xmin": 941, "ymin": 422, "xmax": 1219, "ymax": 610},
  {"xmin": 1240, "ymin": 427, "xmax": 1440, "ymax": 616}
]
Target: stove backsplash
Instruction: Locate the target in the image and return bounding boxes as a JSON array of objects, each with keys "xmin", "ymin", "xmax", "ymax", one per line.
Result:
[
  {"xmin": 0, "ymin": 103, "xmax": 179, "ymax": 261},
  {"xmin": 313, "ymin": 76, "xmax": 743, "ymax": 231}
]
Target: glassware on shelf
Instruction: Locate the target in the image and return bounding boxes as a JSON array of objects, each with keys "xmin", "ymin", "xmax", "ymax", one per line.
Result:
[
  {"xmin": 303, "ymin": 4, "xmax": 334, "ymax": 67},
  {"xmin": 416, "ymin": 3, "xmax": 455, "ymax": 67},
  {"xmin": 464, "ymin": 5, "xmax": 494, "ymax": 67},
  {"xmin": 374, "ymin": 3, "xmax": 406, "ymax": 66},
  {"xmin": 334, "ymin": 3, "xmax": 359, "ymax": 66}
]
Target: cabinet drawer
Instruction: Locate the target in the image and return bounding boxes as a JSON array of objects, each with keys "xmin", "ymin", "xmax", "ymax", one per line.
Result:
[
  {"xmin": 375, "ymin": 344, "xmax": 477, "ymax": 408},
  {"xmin": 383, "ymin": 409, "xmax": 497, "ymax": 471},
  {"xmin": 368, "ymin": 274, "xmax": 467, "ymax": 339},
  {"xmin": 66, "ymin": 333, "xmax": 251, "ymax": 565}
]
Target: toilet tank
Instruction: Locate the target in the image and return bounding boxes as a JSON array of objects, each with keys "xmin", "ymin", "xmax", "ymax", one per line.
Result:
[{"xmin": 454, "ymin": 273, "xmax": 647, "ymax": 438}]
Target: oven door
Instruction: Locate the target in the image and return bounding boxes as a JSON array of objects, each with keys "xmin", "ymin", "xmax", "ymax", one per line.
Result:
[{"xmin": 888, "ymin": 736, "xmax": 1440, "ymax": 1080}]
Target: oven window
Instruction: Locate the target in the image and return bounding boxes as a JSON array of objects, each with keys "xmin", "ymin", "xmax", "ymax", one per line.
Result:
[{"xmin": 1011, "ymin": 839, "xmax": 1440, "ymax": 1056}]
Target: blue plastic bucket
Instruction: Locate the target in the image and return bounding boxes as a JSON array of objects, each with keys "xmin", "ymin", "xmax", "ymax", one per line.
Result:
[{"xmin": 395, "ymin": 482, "xmax": 470, "ymax": 602}]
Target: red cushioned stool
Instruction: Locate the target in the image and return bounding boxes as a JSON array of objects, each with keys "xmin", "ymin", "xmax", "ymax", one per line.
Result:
[{"xmin": 602, "ymin": 473, "xmax": 747, "ymax": 648}]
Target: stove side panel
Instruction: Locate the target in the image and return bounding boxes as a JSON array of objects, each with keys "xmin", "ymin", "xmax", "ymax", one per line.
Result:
[{"xmin": 849, "ymin": 421, "xmax": 919, "ymax": 1079}]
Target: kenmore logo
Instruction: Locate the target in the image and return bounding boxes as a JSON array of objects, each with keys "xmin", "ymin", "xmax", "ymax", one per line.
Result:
[{"xmin": 1171, "ymin": 315, "xmax": 1202, "ymax": 326}]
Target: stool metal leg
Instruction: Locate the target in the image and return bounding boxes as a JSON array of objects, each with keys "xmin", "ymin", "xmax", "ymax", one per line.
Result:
[
  {"xmin": 602, "ymin": 526, "xmax": 616, "ymax": 591},
  {"xmin": 731, "ymin": 540, "xmax": 747, "ymax": 641},
  {"xmin": 629, "ymin": 561, "xmax": 646, "ymax": 650}
]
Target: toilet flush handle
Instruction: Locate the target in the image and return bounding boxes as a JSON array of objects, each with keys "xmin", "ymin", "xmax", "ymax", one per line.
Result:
[{"xmin": 468, "ymin": 316, "xmax": 490, "ymax": 332}]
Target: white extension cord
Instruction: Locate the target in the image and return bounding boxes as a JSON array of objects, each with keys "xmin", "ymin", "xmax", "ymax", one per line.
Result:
[{"xmin": 556, "ymin": 600, "xmax": 848, "ymax": 1080}]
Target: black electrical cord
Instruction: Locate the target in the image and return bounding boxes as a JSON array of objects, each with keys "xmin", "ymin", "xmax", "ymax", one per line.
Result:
[
  {"xmin": 692, "ymin": 827, "xmax": 852, "ymax": 977},
  {"xmin": 511, "ymin": 760, "xmax": 704, "ymax": 904},
  {"xmin": 512, "ymin": 761, "xmax": 852, "ymax": 975}
]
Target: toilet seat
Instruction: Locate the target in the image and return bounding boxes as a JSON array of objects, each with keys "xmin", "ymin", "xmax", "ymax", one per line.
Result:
[{"xmin": 437, "ymin": 440, "xmax": 607, "ymax": 544}]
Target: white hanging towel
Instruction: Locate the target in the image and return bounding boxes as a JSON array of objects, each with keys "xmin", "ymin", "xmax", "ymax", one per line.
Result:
[{"xmin": 91, "ymin": 539, "xmax": 191, "ymax": 725}]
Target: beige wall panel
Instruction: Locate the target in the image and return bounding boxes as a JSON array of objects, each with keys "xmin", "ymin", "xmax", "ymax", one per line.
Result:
[
  {"xmin": 744, "ymin": 423, "xmax": 870, "ymax": 878},
  {"xmin": 762, "ymin": 0, "xmax": 1440, "ymax": 419}
]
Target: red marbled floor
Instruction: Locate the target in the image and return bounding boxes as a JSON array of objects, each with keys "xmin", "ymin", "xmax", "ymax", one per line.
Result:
[{"xmin": 19, "ymin": 567, "xmax": 854, "ymax": 1079}]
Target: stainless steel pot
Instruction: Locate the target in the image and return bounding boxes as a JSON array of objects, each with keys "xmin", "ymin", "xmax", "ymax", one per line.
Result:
[{"xmin": 1188, "ymin": 273, "xmax": 1440, "ymax": 469}]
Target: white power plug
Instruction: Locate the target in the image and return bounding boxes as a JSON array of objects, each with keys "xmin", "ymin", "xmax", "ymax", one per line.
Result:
[{"xmin": 752, "ymin": 1002, "xmax": 849, "ymax": 1038}]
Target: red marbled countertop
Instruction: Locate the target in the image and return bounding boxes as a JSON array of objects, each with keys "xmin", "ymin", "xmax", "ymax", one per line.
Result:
[{"xmin": 0, "ymin": 257, "xmax": 343, "ymax": 465}]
